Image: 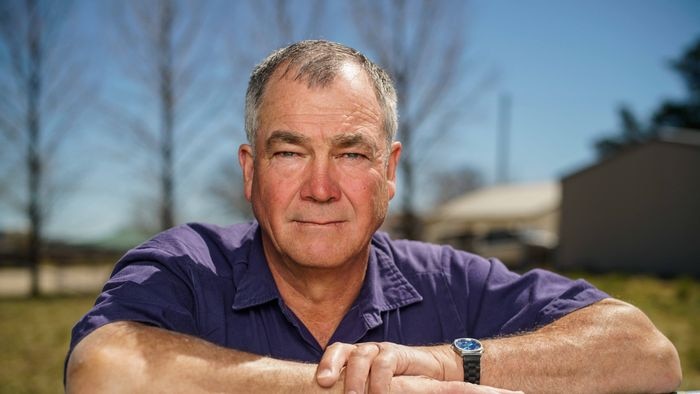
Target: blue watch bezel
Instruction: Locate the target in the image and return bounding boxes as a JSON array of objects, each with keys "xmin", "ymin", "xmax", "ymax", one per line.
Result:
[{"xmin": 452, "ymin": 337, "xmax": 483, "ymax": 356}]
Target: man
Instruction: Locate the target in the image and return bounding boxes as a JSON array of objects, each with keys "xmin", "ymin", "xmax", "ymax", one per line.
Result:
[{"xmin": 66, "ymin": 40, "xmax": 681, "ymax": 393}]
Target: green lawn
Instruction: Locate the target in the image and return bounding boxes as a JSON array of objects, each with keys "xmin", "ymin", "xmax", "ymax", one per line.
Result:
[
  {"xmin": 0, "ymin": 273, "xmax": 698, "ymax": 393},
  {"xmin": 0, "ymin": 296, "xmax": 95, "ymax": 394}
]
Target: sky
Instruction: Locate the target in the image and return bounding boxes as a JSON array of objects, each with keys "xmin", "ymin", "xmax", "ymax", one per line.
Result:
[
  {"xmin": 463, "ymin": 0, "xmax": 700, "ymax": 182},
  {"xmin": 2, "ymin": 0, "xmax": 699, "ymax": 242}
]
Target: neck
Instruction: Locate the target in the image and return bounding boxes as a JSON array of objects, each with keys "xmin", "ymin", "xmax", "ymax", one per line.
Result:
[{"xmin": 265, "ymin": 253, "xmax": 368, "ymax": 348}]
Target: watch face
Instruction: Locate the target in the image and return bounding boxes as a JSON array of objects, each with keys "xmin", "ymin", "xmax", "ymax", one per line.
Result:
[{"xmin": 453, "ymin": 338, "xmax": 483, "ymax": 354}]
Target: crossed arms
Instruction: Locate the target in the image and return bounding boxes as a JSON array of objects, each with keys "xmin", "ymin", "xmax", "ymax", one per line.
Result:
[{"xmin": 66, "ymin": 298, "xmax": 681, "ymax": 393}]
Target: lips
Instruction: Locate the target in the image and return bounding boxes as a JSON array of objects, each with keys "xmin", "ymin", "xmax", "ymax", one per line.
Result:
[
  {"xmin": 290, "ymin": 216, "xmax": 348, "ymax": 226},
  {"xmin": 294, "ymin": 220, "xmax": 345, "ymax": 225}
]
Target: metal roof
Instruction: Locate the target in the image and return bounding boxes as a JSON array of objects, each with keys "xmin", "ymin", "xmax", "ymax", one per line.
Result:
[{"xmin": 431, "ymin": 181, "xmax": 560, "ymax": 222}]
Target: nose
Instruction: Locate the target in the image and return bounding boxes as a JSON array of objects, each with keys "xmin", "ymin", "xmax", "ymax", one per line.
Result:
[{"xmin": 300, "ymin": 157, "xmax": 341, "ymax": 203}]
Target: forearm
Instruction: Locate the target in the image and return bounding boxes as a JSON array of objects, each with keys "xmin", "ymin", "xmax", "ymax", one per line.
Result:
[
  {"xmin": 66, "ymin": 321, "xmax": 337, "ymax": 393},
  {"xmin": 313, "ymin": 299, "xmax": 680, "ymax": 393},
  {"xmin": 478, "ymin": 299, "xmax": 681, "ymax": 393}
]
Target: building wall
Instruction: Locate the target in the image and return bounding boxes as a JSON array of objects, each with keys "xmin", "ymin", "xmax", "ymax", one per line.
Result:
[{"xmin": 558, "ymin": 142, "xmax": 700, "ymax": 276}]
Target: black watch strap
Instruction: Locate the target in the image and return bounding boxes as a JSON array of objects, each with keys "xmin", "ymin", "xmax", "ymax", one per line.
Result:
[{"xmin": 463, "ymin": 354, "xmax": 481, "ymax": 384}]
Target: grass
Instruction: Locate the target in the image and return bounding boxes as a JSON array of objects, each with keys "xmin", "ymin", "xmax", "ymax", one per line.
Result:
[
  {"xmin": 0, "ymin": 273, "xmax": 697, "ymax": 392},
  {"xmin": 0, "ymin": 295, "xmax": 96, "ymax": 394}
]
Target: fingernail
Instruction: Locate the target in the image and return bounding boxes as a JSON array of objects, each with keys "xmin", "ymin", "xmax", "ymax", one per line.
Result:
[{"xmin": 317, "ymin": 368, "xmax": 332, "ymax": 378}]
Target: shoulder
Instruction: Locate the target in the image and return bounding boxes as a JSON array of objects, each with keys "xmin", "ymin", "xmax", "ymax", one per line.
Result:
[
  {"xmin": 117, "ymin": 222, "xmax": 259, "ymax": 276},
  {"xmin": 370, "ymin": 231, "xmax": 493, "ymax": 278}
]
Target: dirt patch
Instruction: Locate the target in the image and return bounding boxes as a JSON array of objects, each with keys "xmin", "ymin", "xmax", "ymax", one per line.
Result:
[{"xmin": 0, "ymin": 265, "xmax": 113, "ymax": 297}]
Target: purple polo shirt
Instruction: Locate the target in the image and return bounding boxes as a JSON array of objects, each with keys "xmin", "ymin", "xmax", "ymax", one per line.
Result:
[{"xmin": 68, "ymin": 222, "xmax": 607, "ymax": 363}]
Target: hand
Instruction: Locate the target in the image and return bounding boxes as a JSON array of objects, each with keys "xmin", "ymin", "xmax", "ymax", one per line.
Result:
[
  {"xmin": 316, "ymin": 342, "xmax": 442, "ymax": 392},
  {"xmin": 316, "ymin": 342, "xmax": 522, "ymax": 393}
]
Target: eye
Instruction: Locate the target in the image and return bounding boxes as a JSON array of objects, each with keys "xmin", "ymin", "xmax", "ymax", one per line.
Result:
[
  {"xmin": 274, "ymin": 151, "xmax": 300, "ymax": 158},
  {"xmin": 340, "ymin": 152, "xmax": 368, "ymax": 160}
]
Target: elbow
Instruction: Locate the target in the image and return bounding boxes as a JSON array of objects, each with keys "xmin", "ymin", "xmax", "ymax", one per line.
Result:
[
  {"xmin": 650, "ymin": 335, "xmax": 682, "ymax": 393},
  {"xmin": 632, "ymin": 311, "xmax": 683, "ymax": 392},
  {"xmin": 66, "ymin": 323, "xmax": 147, "ymax": 393},
  {"xmin": 616, "ymin": 301, "xmax": 683, "ymax": 393},
  {"xmin": 598, "ymin": 300, "xmax": 682, "ymax": 393},
  {"xmin": 65, "ymin": 342, "xmax": 111, "ymax": 393}
]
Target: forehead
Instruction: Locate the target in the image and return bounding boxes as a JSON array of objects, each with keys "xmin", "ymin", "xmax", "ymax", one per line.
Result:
[{"xmin": 257, "ymin": 63, "xmax": 383, "ymax": 138}]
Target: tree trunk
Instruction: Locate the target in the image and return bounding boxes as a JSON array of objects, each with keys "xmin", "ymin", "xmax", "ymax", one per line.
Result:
[
  {"xmin": 26, "ymin": 0, "xmax": 43, "ymax": 297},
  {"xmin": 158, "ymin": 0, "xmax": 175, "ymax": 230}
]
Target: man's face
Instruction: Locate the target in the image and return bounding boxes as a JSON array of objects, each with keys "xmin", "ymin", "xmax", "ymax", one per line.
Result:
[{"xmin": 239, "ymin": 62, "xmax": 401, "ymax": 271}]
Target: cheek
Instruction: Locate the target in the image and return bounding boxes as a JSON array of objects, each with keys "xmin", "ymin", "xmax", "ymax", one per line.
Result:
[
  {"xmin": 253, "ymin": 171, "xmax": 301, "ymax": 210},
  {"xmin": 341, "ymin": 171, "xmax": 388, "ymax": 205},
  {"xmin": 255, "ymin": 161, "xmax": 301, "ymax": 189}
]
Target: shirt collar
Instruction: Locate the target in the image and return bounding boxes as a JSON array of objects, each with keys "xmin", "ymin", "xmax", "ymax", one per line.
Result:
[
  {"xmin": 231, "ymin": 224, "xmax": 423, "ymax": 316},
  {"xmin": 356, "ymin": 236, "xmax": 423, "ymax": 317},
  {"xmin": 231, "ymin": 225, "xmax": 281, "ymax": 310}
]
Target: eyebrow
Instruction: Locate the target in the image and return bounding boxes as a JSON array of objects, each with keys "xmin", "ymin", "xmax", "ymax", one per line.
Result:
[
  {"xmin": 331, "ymin": 133, "xmax": 378, "ymax": 153},
  {"xmin": 264, "ymin": 130, "xmax": 380, "ymax": 156},
  {"xmin": 265, "ymin": 130, "xmax": 310, "ymax": 151}
]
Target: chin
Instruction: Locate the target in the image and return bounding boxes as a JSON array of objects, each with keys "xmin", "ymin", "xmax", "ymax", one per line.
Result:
[
  {"xmin": 289, "ymin": 252, "xmax": 350, "ymax": 269},
  {"xmin": 286, "ymin": 243, "xmax": 363, "ymax": 269}
]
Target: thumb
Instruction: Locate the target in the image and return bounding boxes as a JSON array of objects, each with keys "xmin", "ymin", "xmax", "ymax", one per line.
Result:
[{"xmin": 316, "ymin": 343, "xmax": 354, "ymax": 387}]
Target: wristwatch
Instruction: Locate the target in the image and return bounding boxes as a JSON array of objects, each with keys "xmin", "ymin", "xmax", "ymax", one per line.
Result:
[{"xmin": 452, "ymin": 337, "xmax": 483, "ymax": 384}]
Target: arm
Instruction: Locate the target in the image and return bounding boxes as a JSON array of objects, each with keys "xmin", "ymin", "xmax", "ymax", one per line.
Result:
[
  {"xmin": 66, "ymin": 321, "xmax": 330, "ymax": 394},
  {"xmin": 480, "ymin": 298, "xmax": 681, "ymax": 393},
  {"xmin": 67, "ymin": 321, "xmax": 520, "ymax": 393},
  {"xmin": 66, "ymin": 322, "xmax": 524, "ymax": 394},
  {"xmin": 317, "ymin": 298, "xmax": 681, "ymax": 394}
]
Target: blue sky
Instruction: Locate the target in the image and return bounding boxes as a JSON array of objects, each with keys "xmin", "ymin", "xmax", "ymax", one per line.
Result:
[
  {"xmin": 464, "ymin": 0, "xmax": 700, "ymax": 182},
  {"xmin": 2, "ymin": 0, "xmax": 699, "ymax": 241}
]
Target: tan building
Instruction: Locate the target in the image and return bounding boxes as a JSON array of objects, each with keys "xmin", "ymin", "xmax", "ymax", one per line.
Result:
[
  {"xmin": 424, "ymin": 181, "xmax": 560, "ymax": 266},
  {"xmin": 557, "ymin": 133, "xmax": 700, "ymax": 276}
]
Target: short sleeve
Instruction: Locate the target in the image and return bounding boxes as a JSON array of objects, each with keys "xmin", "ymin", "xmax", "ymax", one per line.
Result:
[
  {"xmin": 463, "ymin": 257, "xmax": 608, "ymax": 338},
  {"xmin": 67, "ymin": 257, "xmax": 197, "ymax": 357}
]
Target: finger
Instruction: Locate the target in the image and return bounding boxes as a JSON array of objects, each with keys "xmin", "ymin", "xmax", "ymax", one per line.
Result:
[
  {"xmin": 367, "ymin": 343, "xmax": 398, "ymax": 393},
  {"xmin": 344, "ymin": 343, "xmax": 381, "ymax": 393},
  {"xmin": 316, "ymin": 342, "xmax": 355, "ymax": 387}
]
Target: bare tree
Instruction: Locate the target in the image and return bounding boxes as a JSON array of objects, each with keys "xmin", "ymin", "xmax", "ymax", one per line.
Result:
[
  {"xmin": 433, "ymin": 166, "xmax": 483, "ymax": 205},
  {"xmin": 104, "ymin": 0, "xmax": 233, "ymax": 232},
  {"xmin": 350, "ymin": 0, "xmax": 494, "ymax": 239},
  {"xmin": 207, "ymin": 160, "xmax": 253, "ymax": 222},
  {"xmin": 246, "ymin": 0, "xmax": 326, "ymax": 50},
  {"xmin": 0, "ymin": 0, "xmax": 90, "ymax": 296}
]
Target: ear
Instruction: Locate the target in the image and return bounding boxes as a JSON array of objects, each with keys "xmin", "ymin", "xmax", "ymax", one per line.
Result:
[
  {"xmin": 238, "ymin": 144, "xmax": 255, "ymax": 201},
  {"xmin": 386, "ymin": 141, "xmax": 401, "ymax": 200}
]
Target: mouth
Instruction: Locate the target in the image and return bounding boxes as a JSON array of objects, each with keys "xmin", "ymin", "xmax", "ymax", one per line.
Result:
[{"xmin": 292, "ymin": 220, "xmax": 346, "ymax": 226}]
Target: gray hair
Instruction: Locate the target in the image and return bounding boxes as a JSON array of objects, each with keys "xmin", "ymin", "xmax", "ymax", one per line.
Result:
[{"xmin": 244, "ymin": 40, "xmax": 398, "ymax": 148}]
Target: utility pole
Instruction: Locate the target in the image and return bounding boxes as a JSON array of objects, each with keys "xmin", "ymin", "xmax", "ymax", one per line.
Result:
[{"xmin": 497, "ymin": 93, "xmax": 511, "ymax": 184}]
